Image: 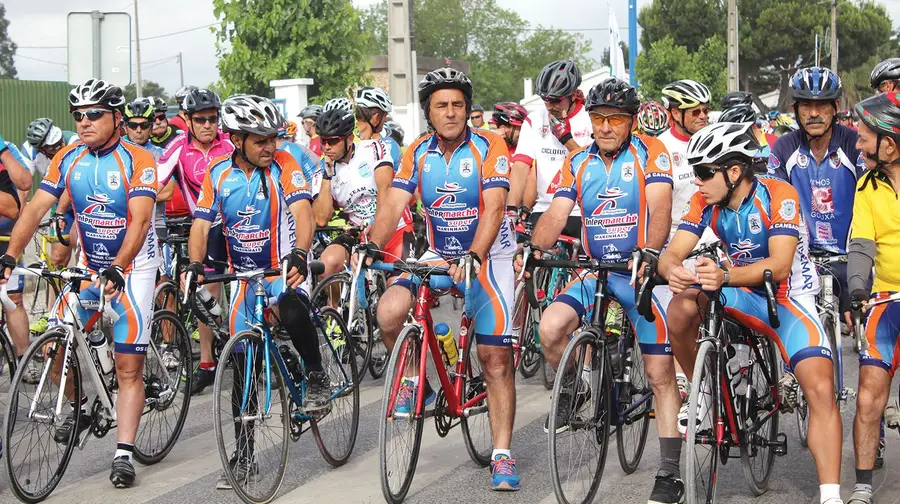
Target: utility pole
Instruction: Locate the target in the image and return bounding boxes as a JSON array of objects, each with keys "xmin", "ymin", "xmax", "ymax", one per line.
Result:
[
  {"xmin": 628, "ymin": 0, "xmax": 637, "ymax": 86},
  {"xmin": 133, "ymin": 0, "xmax": 143, "ymax": 96},
  {"xmin": 177, "ymin": 52, "xmax": 184, "ymax": 88},
  {"xmin": 830, "ymin": 0, "xmax": 838, "ymax": 71},
  {"xmin": 726, "ymin": 0, "xmax": 739, "ymax": 92}
]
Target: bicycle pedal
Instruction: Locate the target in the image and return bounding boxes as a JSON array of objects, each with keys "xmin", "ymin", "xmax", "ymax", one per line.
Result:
[{"xmin": 771, "ymin": 432, "xmax": 788, "ymax": 456}]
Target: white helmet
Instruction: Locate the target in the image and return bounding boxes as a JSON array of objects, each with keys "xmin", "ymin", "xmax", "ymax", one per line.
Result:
[
  {"xmin": 355, "ymin": 87, "xmax": 392, "ymax": 112},
  {"xmin": 661, "ymin": 79, "xmax": 711, "ymax": 110},
  {"xmin": 69, "ymin": 78, "xmax": 126, "ymax": 110},
  {"xmin": 686, "ymin": 122, "xmax": 760, "ymax": 167},
  {"xmin": 323, "ymin": 97, "xmax": 353, "ymax": 113},
  {"xmin": 221, "ymin": 94, "xmax": 282, "ymax": 137}
]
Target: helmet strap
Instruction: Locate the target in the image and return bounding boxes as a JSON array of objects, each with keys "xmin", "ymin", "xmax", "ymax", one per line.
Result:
[
  {"xmin": 716, "ymin": 162, "xmax": 744, "ymax": 208},
  {"xmin": 338, "ymin": 139, "xmax": 354, "ymax": 164},
  {"xmin": 672, "ymin": 110, "xmax": 691, "ymax": 137}
]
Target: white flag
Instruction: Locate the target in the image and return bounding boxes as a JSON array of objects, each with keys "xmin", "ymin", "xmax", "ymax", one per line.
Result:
[{"xmin": 609, "ymin": 6, "xmax": 627, "ymax": 80}]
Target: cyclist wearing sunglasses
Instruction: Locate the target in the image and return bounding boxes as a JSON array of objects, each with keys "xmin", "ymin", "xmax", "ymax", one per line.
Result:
[
  {"xmin": 2, "ymin": 78, "xmax": 162, "ymax": 489},
  {"xmin": 519, "ymin": 77, "xmax": 681, "ymax": 504},
  {"xmin": 870, "ymin": 58, "xmax": 900, "ymax": 95},
  {"xmin": 157, "ymin": 88, "xmax": 235, "ymax": 396},
  {"xmin": 510, "ymin": 60, "xmax": 592, "ymax": 237},
  {"xmin": 469, "ymin": 103, "xmax": 487, "ymax": 129},
  {"xmin": 490, "ymin": 102, "xmax": 528, "ymax": 155},
  {"xmin": 147, "ymin": 96, "xmax": 181, "ymax": 148},
  {"xmin": 355, "ymin": 86, "xmax": 402, "ymax": 163},
  {"xmin": 845, "ymin": 91, "xmax": 900, "ymax": 504},
  {"xmin": 661, "ymin": 122, "xmax": 843, "ymax": 504}
]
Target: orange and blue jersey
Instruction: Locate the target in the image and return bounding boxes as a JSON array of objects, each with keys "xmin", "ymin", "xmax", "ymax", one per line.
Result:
[
  {"xmin": 394, "ymin": 128, "xmax": 511, "ymax": 258},
  {"xmin": 194, "ymin": 150, "xmax": 312, "ymax": 272}
]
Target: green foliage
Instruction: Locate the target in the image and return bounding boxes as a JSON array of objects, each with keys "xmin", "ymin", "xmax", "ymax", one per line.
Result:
[
  {"xmin": 634, "ymin": 36, "xmax": 727, "ymax": 105},
  {"xmin": 601, "ymin": 42, "xmax": 630, "ymax": 70},
  {"xmin": 0, "ymin": 4, "xmax": 17, "ymax": 79},
  {"xmin": 212, "ymin": 0, "xmax": 371, "ymax": 101},
  {"xmin": 124, "ymin": 81, "xmax": 170, "ymax": 103}
]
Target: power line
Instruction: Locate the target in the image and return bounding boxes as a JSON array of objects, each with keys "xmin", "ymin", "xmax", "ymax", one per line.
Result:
[
  {"xmin": 15, "ymin": 54, "xmax": 66, "ymax": 66},
  {"xmin": 17, "ymin": 21, "xmax": 218, "ymax": 50}
]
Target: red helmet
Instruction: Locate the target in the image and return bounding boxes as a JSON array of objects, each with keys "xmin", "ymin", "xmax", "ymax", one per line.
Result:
[{"xmin": 491, "ymin": 102, "xmax": 528, "ymax": 127}]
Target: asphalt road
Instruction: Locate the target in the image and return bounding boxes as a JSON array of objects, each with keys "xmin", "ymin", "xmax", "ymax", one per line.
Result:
[{"xmin": 0, "ymin": 301, "xmax": 898, "ymax": 504}]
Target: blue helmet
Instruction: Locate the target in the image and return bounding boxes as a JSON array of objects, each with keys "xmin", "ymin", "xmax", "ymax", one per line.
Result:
[{"xmin": 790, "ymin": 67, "xmax": 842, "ymax": 102}]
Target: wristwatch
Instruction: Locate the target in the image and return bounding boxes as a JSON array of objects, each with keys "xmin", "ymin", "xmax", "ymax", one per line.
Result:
[{"xmin": 722, "ymin": 269, "xmax": 731, "ymax": 286}]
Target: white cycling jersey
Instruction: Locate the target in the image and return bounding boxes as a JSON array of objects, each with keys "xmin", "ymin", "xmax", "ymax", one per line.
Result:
[
  {"xmin": 513, "ymin": 105, "xmax": 592, "ymax": 215},
  {"xmin": 657, "ymin": 127, "xmax": 717, "ymax": 245},
  {"xmin": 328, "ymin": 138, "xmax": 406, "ymax": 230}
]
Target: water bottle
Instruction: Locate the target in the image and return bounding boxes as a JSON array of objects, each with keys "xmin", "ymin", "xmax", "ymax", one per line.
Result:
[
  {"xmin": 727, "ymin": 343, "xmax": 750, "ymax": 396},
  {"xmin": 279, "ymin": 344, "xmax": 302, "ymax": 386},
  {"xmin": 435, "ymin": 323, "xmax": 458, "ymax": 366},
  {"xmin": 605, "ymin": 334, "xmax": 622, "ymax": 378},
  {"xmin": 197, "ymin": 286, "xmax": 222, "ymax": 317},
  {"xmin": 88, "ymin": 329, "xmax": 115, "ymax": 375}
]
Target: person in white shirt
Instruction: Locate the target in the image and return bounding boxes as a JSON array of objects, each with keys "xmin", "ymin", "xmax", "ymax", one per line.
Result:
[{"xmin": 509, "ymin": 60, "xmax": 593, "ymax": 236}]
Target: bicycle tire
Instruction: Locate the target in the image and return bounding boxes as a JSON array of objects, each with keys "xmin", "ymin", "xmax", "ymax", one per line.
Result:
[
  {"xmin": 822, "ymin": 312, "xmax": 843, "ymax": 409},
  {"xmin": 5, "ymin": 328, "xmax": 81, "ymax": 503},
  {"xmin": 367, "ymin": 272, "xmax": 388, "ymax": 380},
  {"xmin": 459, "ymin": 320, "xmax": 492, "ymax": 467},
  {"xmin": 795, "ymin": 388, "xmax": 809, "ymax": 448},
  {"xmin": 518, "ymin": 305, "xmax": 541, "ymax": 379},
  {"xmin": 685, "ymin": 340, "xmax": 720, "ymax": 504},
  {"xmin": 615, "ymin": 324, "xmax": 651, "ymax": 474},
  {"xmin": 213, "ymin": 330, "xmax": 289, "ymax": 504},
  {"xmin": 311, "ymin": 272, "xmax": 373, "ymax": 375},
  {"xmin": 312, "ymin": 307, "xmax": 360, "ymax": 467},
  {"xmin": 740, "ymin": 337, "xmax": 779, "ymax": 496},
  {"xmin": 0, "ymin": 326, "xmax": 19, "ymax": 418},
  {"xmin": 378, "ymin": 324, "xmax": 425, "ymax": 504},
  {"xmin": 548, "ymin": 329, "xmax": 612, "ymax": 504},
  {"xmin": 133, "ymin": 310, "xmax": 193, "ymax": 465}
]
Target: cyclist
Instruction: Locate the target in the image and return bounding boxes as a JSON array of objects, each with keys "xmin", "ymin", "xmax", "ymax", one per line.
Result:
[
  {"xmin": 277, "ymin": 121, "xmax": 321, "ymax": 197},
  {"xmin": 1, "ymin": 79, "xmax": 161, "ymax": 488},
  {"xmin": 489, "ymin": 102, "xmax": 528, "ymax": 156},
  {"xmin": 385, "ymin": 119, "xmax": 405, "ymax": 149},
  {"xmin": 323, "ymin": 97, "xmax": 353, "ymax": 113},
  {"xmin": 157, "ymin": 88, "xmax": 235, "ymax": 395},
  {"xmin": 870, "ymin": 57, "xmax": 900, "ymax": 94},
  {"xmin": 283, "ymin": 120, "xmax": 299, "ymax": 142},
  {"xmin": 299, "ymin": 104, "xmax": 324, "ymax": 156},
  {"xmin": 846, "ymin": 91, "xmax": 900, "ymax": 504},
  {"xmin": 313, "ymin": 108, "xmax": 413, "ymax": 276},
  {"xmin": 720, "ymin": 90, "xmax": 754, "ymax": 110},
  {"xmin": 510, "ymin": 60, "xmax": 592, "ymax": 234},
  {"xmin": 355, "ymin": 86, "xmax": 402, "ymax": 161},
  {"xmin": 661, "ymin": 121, "xmax": 843, "ymax": 504},
  {"xmin": 469, "ymin": 103, "xmax": 487, "ymax": 129},
  {"xmin": 518, "ymin": 78, "xmax": 681, "ymax": 503},
  {"xmin": 170, "ymin": 85, "xmax": 198, "ymax": 132},
  {"xmin": 149, "ymin": 96, "xmax": 182, "ymax": 149},
  {"xmin": 186, "ymin": 95, "xmax": 325, "ymax": 488},
  {"xmin": 837, "ymin": 109, "xmax": 856, "ymax": 129},
  {"xmin": 718, "ymin": 105, "xmax": 779, "ymax": 166},
  {"xmin": 362, "ymin": 67, "xmax": 519, "ymax": 491},
  {"xmin": 637, "ymin": 100, "xmax": 669, "ymax": 137},
  {"xmin": 123, "ymin": 98, "xmax": 168, "ymax": 251}
]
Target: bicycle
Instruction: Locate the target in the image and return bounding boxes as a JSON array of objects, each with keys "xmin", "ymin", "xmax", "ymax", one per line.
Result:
[
  {"xmin": 3, "ymin": 266, "xmax": 192, "ymax": 503},
  {"xmin": 22, "ymin": 219, "xmax": 68, "ymax": 333},
  {"xmin": 520, "ymin": 247, "xmax": 653, "ymax": 504},
  {"xmin": 375, "ymin": 256, "xmax": 492, "ymax": 504},
  {"xmin": 200, "ymin": 263, "xmax": 360, "ymax": 504},
  {"xmin": 680, "ymin": 242, "xmax": 788, "ymax": 503},
  {"xmin": 795, "ymin": 251, "xmax": 854, "ymax": 447}
]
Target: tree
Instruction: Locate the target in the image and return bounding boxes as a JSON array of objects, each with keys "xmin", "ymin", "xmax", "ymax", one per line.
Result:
[
  {"xmin": 602, "ymin": 42, "xmax": 630, "ymax": 70},
  {"xmin": 634, "ymin": 36, "xmax": 727, "ymax": 105},
  {"xmin": 212, "ymin": 0, "xmax": 371, "ymax": 100},
  {"xmin": 123, "ymin": 81, "xmax": 170, "ymax": 103},
  {"xmin": 360, "ymin": 1, "xmax": 387, "ymax": 56},
  {"xmin": 0, "ymin": 4, "xmax": 17, "ymax": 78}
]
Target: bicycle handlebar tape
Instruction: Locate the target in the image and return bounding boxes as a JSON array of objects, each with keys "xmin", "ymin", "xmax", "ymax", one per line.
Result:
[{"xmin": 763, "ymin": 270, "xmax": 780, "ymax": 329}]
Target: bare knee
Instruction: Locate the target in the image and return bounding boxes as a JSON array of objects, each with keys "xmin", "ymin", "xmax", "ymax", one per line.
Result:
[
  {"xmin": 321, "ymin": 245, "xmax": 347, "ymax": 276},
  {"xmin": 666, "ymin": 293, "xmax": 699, "ymax": 335},
  {"xmin": 115, "ymin": 357, "xmax": 144, "ymax": 384},
  {"xmin": 478, "ymin": 346, "xmax": 513, "ymax": 382},
  {"xmin": 856, "ymin": 375, "xmax": 890, "ymax": 423},
  {"xmin": 538, "ymin": 305, "xmax": 577, "ymax": 348},
  {"xmin": 376, "ymin": 286, "xmax": 411, "ymax": 334},
  {"xmin": 644, "ymin": 356, "xmax": 675, "ymax": 389}
]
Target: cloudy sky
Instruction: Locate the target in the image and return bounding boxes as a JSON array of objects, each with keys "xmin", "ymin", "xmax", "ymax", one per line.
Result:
[{"xmin": 7, "ymin": 0, "xmax": 900, "ymax": 96}]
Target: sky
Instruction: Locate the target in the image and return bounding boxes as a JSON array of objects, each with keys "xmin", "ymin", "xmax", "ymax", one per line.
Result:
[{"xmin": 7, "ymin": 0, "xmax": 900, "ymax": 97}]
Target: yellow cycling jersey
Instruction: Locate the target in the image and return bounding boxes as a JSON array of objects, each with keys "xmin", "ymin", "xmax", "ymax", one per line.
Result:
[{"xmin": 851, "ymin": 172, "xmax": 900, "ymax": 292}]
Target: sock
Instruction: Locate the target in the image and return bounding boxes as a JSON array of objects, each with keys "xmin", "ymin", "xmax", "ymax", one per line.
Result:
[
  {"xmin": 854, "ymin": 467, "xmax": 873, "ymax": 493},
  {"xmin": 115, "ymin": 442, "xmax": 134, "ymax": 462},
  {"xmin": 658, "ymin": 437, "xmax": 682, "ymax": 479},
  {"xmin": 819, "ymin": 483, "xmax": 841, "ymax": 503},
  {"xmin": 199, "ymin": 361, "xmax": 215, "ymax": 372},
  {"xmin": 492, "ymin": 448, "xmax": 511, "ymax": 460}
]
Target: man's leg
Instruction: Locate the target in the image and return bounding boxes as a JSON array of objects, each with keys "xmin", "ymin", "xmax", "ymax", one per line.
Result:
[
  {"xmin": 664, "ymin": 289, "xmax": 705, "ymax": 380},
  {"xmin": 50, "ymin": 242, "xmax": 72, "ymax": 269},
  {"xmin": 110, "ymin": 352, "xmax": 146, "ymax": 487},
  {"xmin": 376, "ymin": 285, "xmax": 414, "ymax": 353},
  {"xmin": 191, "ymin": 281, "xmax": 222, "ymax": 395},
  {"xmin": 794, "ymin": 357, "xmax": 842, "ymax": 494},
  {"xmin": 852, "ymin": 366, "xmax": 891, "ymax": 501},
  {"xmin": 537, "ymin": 302, "xmax": 581, "ymax": 370},
  {"xmin": 6, "ymin": 292, "xmax": 29, "ymax": 355}
]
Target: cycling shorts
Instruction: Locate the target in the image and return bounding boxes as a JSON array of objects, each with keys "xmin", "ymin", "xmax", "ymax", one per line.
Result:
[
  {"xmin": 50, "ymin": 265, "xmax": 156, "ymax": 354},
  {"xmin": 860, "ymin": 291, "xmax": 900, "ymax": 375},
  {"xmin": 555, "ymin": 271, "xmax": 670, "ymax": 356},
  {"xmin": 228, "ymin": 275, "xmax": 310, "ymax": 336},
  {"xmin": 392, "ymin": 223, "xmax": 517, "ymax": 347},
  {"xmin": 528, "ymin": 212, "xmax": 582, "ymax": 241},
  {"xmin": 716, "ymin": 287, "xmax": 830, "ymax": 370},
  {"xmin": 207, "ymin": 223, "xmax": 228, "ymax": 274}
]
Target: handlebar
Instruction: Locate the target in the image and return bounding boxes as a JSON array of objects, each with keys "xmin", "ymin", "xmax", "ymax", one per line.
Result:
[
  {"xmin": 368, "ymin": 260, "xmax": 457, "ymax": 290},
  {"xmin": 763, "ymin": 270, "xmax": 780, "ymax": 329},
  {"xmin": 2, "ymin": 267, "xmax": 118, "ymax": 322},
  {"xmin": 520, "ymin": 245, "xmax": 631, "ymax": 309},
  {"xmin": 53, "ymin": 214, "xmax": 71, "ymax": 247}
]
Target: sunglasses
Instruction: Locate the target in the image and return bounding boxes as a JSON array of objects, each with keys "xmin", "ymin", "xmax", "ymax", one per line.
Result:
[
  {"xmin": 470, "ymin": 114, "xmax": 483, "ymax": 120},
  {"xmin": 126, "ymin": 121, "xmax": 152, "ymax": 130},
  {"xmin": 542, "ymin": 96, "xmax": 565, "ymax": 105},
  {"xmin": 72, "ymin": 109, "xmax": 109, "ymax": 122},
  {"xmin": 192, "ymin": 115, "xmax": 218, "ymax": 125},
  {"xmin": 589, "ymin": 112, "xmax": 632, "ymax": 128},
  {"xmin": 693, "ymin": 164, "xmax": 729, "ymax": 181},
  {"xmin": 322, "ymin": 136, "xmax": 346, "ymax": 146},
  {"xmin": 688, "ymin": 107, "xmax": 711, "ymax": 118},
  {"xmin": 154, "ymin": 114, "xmax": 168, "ymax": 121}
]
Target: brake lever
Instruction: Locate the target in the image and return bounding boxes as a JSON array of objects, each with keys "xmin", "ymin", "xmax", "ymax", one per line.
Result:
[
  {"xmin": 183, "ymin": 271, "xmax": 194, "ymax": 305},
  {"xmin": 517, "ymin": 245, "xmax": 531, "ymax": 282},
  {"xmin": 464, "ymin": 255, "xmax": 473, "ymax": 291},
  {"xmin": 630, "ymin": 248, "xmax": 642, "ymax": 286}
]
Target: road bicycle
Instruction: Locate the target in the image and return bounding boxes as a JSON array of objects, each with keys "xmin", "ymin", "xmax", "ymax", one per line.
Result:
[{"xmin": 3, "ymin": 266, "xmax": 192, "ymax": 503}]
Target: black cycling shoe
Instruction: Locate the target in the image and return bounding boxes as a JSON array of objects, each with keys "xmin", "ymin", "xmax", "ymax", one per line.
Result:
[
  {"xmin": 54, "ymin": 412, "xmax": 92, "ymax": 444},
  {"xmin": 186, "ymin": 368, "xmax": 215, "ymax": 396},
  {"xmin": 303, "ymin": 370, "xmax": 332, "ymax": 412},
  {"xmin": 647, "ymin": 471, "xmax": 685, "ymax": 504},
  {"xmin": 109, "ymin": 456, "xmax": 136, "ymax": 488}
]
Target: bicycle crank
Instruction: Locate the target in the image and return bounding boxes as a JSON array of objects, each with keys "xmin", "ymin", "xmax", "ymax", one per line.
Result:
[{"xmin": 433, "ymin": 388, "xmax": 458, "ymax": 437}]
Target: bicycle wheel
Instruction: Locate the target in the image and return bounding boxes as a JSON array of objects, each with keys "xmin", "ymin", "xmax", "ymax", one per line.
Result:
[
  {"xmin": 379, "ymin": 324, "xmax": 425, "ymax": 504},
  {"xmin": 822, "ymin": 312, "xmax": 843, "ymax": 409},
  {"xmin": 549, "ymin": 329, "xmax": 612, "ymax": 504},
  {"xmin": 685, "ymin": 340, "xmax": 720, "ymax": 504},
  {"xmin": 133, "ymin": 310, "xmax": 193, "ymax": 464},
  {"xmin": 518, "ymin": 306, "xmax": 541, "ymax": 378},
  {"xmin": 311, "ymin": 272, "xmax": 372, "ymax": 375},
  {"xmin": 795, "ymin": 387, "xmax": 809, "ymax": 448},
  {"xmin": 367, "ymin": 272, "xmax": 388, "ymax": 379},
  {"xmin": 4, "ymin": 328, "xmax": 81, "ymax": 503},
  {"xmin": 312, "ymin": 307, "xmax": 360, "ymax": 467},
  {"xmin": 740, "ymin": 337, "xmax": 779, "ymax": 495},
  {"xmin": 616, "ymin": 324, "xmax": 651, "ymax": 474},
  {"xmin": 0, "ymin": 327, "xmax": 19, "ymax": 422},
  {"xmin": 460, "ymin": 321, "xmax": 492, "ymax": 467},
  {"xmin": 213, "ymin": 331, "xmax": 289, "ymax": 504}
]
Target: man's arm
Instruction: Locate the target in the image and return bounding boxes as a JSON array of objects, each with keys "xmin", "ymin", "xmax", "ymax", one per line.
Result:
[
  {"xmin": 562, "ymin": 138, "xmax": 580, "ymax": 152},
  {"xmin": 530, "ymin": 197, "xmax": 575, "ymax": 250},
  {"xmin": 523, "ymin": 167, "xmax": 537, "ymax": 209},
  {"xmin": 0, "ymin": 192, "xmax": 17, "ymax": 220},
  {"xmin": 374, "ymin": 164, "xmax": 394, "ymax": 216},
  {"xmin": 313, "ymin": 178, "xmax": 334, "ymax": 227},
  {"xmin": 56, "ymin": 192, "xmax": 73, "ymax": 214},
  {"xmin": 848, "ymin": 238, "xmax": 875, "ymax": 293},
  {"xmin": 468, "ymin": 187, "xmax": 507, "ymax": 260},
  {"xmin": 507, "ymin": 160, "xmax": 530, "ymax": 208},
  {"xmin": 158, "ymin": 179, "xmax": 176, "ymax": 202},
  {"xmin": 1, "ymin": 148, "xmax": 32, "ymax": 192},
  {"xmin": 5, "ymin": 190, "xmax": 58, "ymax": 258},
  {"xmin": 644, "ymin": 182, "xmax": 673, "ymax": 250},
  {"xmin": 289, "ymin": 199, "xmax": 315, "ymax": 251},
  {"xmin": 113, "ymin": 196, "xmax": 154, "ymax": 269},
  {"xmin": 188, "ymin": 219, "xmax": 212, "ymax": 264},
  {"xmin": 369, "ymin": 187, "xmax": 412, "ymax": 249}
]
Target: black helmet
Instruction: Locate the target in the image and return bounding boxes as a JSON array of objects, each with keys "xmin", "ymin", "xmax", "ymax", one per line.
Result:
[
  {"xmin": 315, "ymin": 109, "xmax": 356, "ymax": 137},
  {"xmin": 417, "ymin": 67, "xmax": 473, "ymax": 107},
  {"xmin": 25, "ymin": 118, "xmax": 54, "ymax": 147},
  {"xmin": 855, "ymin": 92, "xmax": 900, "ymax": 142},
  {"xmin": 718, "ymin": 105, "xmax": 757, "ymax": 124},
  {"xmin": 871, "ymin": 58, "xmax": 900, "ymax": 90},
  {"xmin": 125, "ymin": 98, "xmax": 154, "ymax": 119},
  {"xmin": 586, "ymin": 78, "xmax": 640, "ymax": 115},
  {"xmin": 720, "ymin": 91, "xmax": 754, "ymax": 110},
  {"xmin": 183, "ymin": 89, "xmax": 221, "ymax": 114},
  {"xmin": 175, "ymin": 85, "xmax": 199, "ymax": 106},
  {"xmin": 790, "ymin": 67, "xmax": 842, "ymax": 102},
  {"xmin": 471, "ymin": 104, "xmax": 484, "ymax": 112},
  {"xmin": 69, "ymin": 78, "xmax": 125, "ymax": 111},
  {"xmin": 535, "ymin": 60, "xmax": 581, "ymax": 99}
]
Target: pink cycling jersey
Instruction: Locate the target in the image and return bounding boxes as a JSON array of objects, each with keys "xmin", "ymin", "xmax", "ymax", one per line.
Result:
[{"xmin": 157, "ymin": 132, "xmax": 234, "ymax": 214}]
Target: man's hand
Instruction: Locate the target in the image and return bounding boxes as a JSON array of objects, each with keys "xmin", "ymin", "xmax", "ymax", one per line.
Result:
[
  {"xmin": 549, "ymin": 115, "xmax": 573, "ymax": 144},
  {"xmin": 323, "ymin": 157, "xmax": 336, "ymax": 179},
  {"xmin": 695, "ymin": 256, "xmax": 726, "ymax": 292},
  {"xmin": 99, "ymin": 265, "xmax": 126, "ymax": 301},
  {"xmin": 0, "ymin": 254, "xmax": 15, "ymax": 285},
  {"xmin": 182, "ymin": 261, "xmax": 206, "ymax": 290},
  {"xmin": 282, "ymin": 248, "xmax": 308, "ymax": 289},
  {"xmin": 667, "ymin": 266, "xmax": 699, "ymax": 294},
  {"xmin": 350, "ymin": 242, "xmax": 383, "ymax": 270},
  {"xmin": 448, "ymin": 251, "xmax": 481, "ymax": 285},
  {"xmin": 506, "ymin": 205, "xmax": 519, "ymax": 226},
  {"xmin": 514, "ymin": 248, "xmax": 541, "ymax": 278},
  {"xmin": 850, "ymin": 288, "xmax": 870, "ymax": 311}
]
